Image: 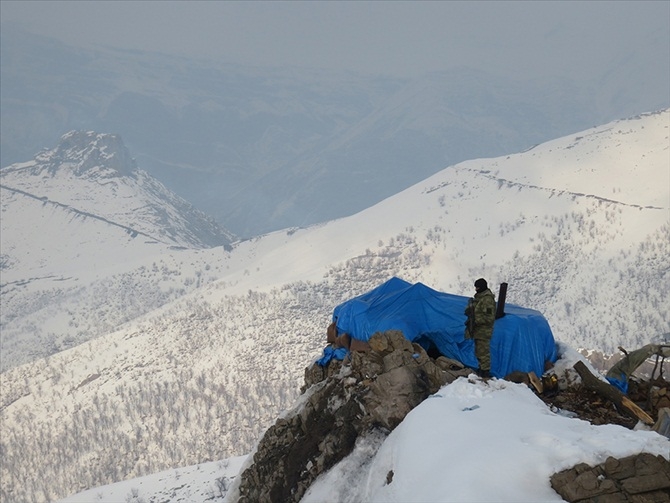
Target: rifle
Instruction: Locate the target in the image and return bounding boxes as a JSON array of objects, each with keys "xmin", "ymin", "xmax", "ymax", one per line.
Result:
[
  {"xmin": 464, "ymin": 298, "xmax": 475, "ymax": 337},
  {"xmin": 495, "ymin": 282, "xmax": 508, "ymax": 319}
]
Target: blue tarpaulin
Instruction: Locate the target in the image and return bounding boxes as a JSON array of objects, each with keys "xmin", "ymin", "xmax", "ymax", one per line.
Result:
[{"xmin": 330, "ymin": 277, "xmax": 557, "ymax": 378}]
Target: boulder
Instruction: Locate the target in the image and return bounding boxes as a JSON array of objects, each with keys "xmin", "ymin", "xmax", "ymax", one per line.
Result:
[
  {"xmin": 228, "ymin": 330, "xmax": 471, "ymax": 503},
  {"xmin": 551, "ymin": 453, "xmax": 670, "ymax": 502}
]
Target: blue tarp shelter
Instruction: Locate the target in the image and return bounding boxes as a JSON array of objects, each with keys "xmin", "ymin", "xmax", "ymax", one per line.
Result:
[{"xmin": 330, "ymin": 277, "xmax": 557, "ymax": 378}]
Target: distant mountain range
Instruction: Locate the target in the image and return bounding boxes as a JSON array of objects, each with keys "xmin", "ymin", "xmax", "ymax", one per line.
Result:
[
  {"xmin": 2, "ymin": 25, "xmax": 668, "ymax": 237},
  {"xmin": 1, "ymin": 110, "xmax": 668, "ymax": 503}
]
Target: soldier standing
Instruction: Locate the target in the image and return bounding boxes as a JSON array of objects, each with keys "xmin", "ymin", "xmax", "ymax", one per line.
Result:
[{"xmin": 464, "ymin": 278, "xmax": 496, "ymax": 377}]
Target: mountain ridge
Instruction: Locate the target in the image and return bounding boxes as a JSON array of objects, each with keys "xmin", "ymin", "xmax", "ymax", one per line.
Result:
[
  {"xmin": 0, "ymin": 131, "xmax": 236, "ymax": 370},
  {"xmin": 0, "ymin": 183, "xmax": 168, "ymax": 243},
  {"xmin": 1, "ymin": 110, "xmax": 668, "ymax": 502},
  {"xmin": 1, "ymin": 131, "xmax": 235, "ymax": 249},
  {"xmin": 4, "ymin": 25, "xmax": 667, "ymax": 237}
]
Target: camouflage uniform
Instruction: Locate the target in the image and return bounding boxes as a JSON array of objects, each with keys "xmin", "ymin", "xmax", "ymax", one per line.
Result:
[{"xmin": 464, "ymin": 288, "xmax": 496, "ymax": 372}]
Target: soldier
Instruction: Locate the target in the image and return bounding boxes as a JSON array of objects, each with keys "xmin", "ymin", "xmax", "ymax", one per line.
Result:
[{"xmin": 464, "ymin": 278, "xmax": 496, "ymax": 377}]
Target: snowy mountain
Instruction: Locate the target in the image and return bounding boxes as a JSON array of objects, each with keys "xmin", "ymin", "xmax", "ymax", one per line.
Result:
[
  {"xmin": 1, "ymin": 110, "xmax": 669, "ymax": 503},
  {"xmin": 1, "ymin": 130, "xmax": 234, "ymax": 248},
  {"xmin": 3, "ymin": 26, "xmax": 668, "ymax": 237},
  {"xmin": 0, "ymin": 131, "xmax": 235, "ymax": 370},
  {"xmin": 59, "ymin": 347, "xmax": 670, "ymax": 503}
]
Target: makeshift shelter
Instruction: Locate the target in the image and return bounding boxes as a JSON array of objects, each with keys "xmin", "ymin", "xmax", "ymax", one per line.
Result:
[{"xmin": 329, "ymin": 277, "xmax": 557, "ymax": 378}]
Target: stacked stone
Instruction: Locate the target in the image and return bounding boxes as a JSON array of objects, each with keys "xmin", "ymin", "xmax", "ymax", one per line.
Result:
[{"xmin": 551, "ymin": 453, "xmax": 670, "ymax": 502}]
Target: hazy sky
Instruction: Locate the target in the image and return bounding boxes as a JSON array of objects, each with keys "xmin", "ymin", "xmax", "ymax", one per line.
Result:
[{"xmin": 2, "ymin": 0, "xmax": 669, "ymax": 81}]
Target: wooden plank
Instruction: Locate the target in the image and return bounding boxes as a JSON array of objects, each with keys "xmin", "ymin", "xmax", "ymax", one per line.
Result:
[{"xmin": 573, "ymin": 361, "xmax": 654, "ymax": 426}]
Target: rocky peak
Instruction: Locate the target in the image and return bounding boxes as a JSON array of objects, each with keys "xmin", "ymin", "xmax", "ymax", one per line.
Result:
[
  {"xmin": 2, "ymin": 130, "xmax": 236, "ymax": 248},
  {"xmin": 34, "ymin": 130, "xmax": 136, "ymax": 178}
]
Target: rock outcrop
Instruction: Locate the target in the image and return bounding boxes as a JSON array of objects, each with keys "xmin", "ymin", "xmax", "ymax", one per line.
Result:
[
  {"xmin": 225, "ymin": 331, "xmax": 670, "ymax": 503},
  {"xmin": 551, "ymin": 452, "xmax": 670, "ymax": 502},
  {"xmin": 228, "ymin": 330, "xmax": 470, "ymax": 503},
  {"xmin": 36, "ymin": 130, "xmax": 137, "ymax": 177}
]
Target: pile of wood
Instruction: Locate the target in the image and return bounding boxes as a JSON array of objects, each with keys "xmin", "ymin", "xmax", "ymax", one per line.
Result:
[{"xmin": 538, "ymin": 361, "xmax": 669, "ymax": 433}]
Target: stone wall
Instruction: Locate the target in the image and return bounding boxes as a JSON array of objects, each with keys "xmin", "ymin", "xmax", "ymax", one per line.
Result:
[{"xmin": 551, "ymin": 453, "xmax": 670, "ymax": 502}]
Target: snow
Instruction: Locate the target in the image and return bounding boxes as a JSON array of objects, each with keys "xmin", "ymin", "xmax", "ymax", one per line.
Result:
[
  {"xmin": 304, "ymin": 377, "xmax": 667, "ymax": 503},
  {"xmin": 61, "ymin": 349, "xmax": 669, "ymax": 503},
  {"xmin": 5, "ymin": 111, "xmax": 669, "ymax": 503},
  {"xmin": 59, "ymin": 457, "xmax": 247, "ymax": 503}
]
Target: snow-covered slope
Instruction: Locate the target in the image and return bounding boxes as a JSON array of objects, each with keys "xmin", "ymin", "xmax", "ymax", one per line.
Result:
[
  {"xmin": 1, "ymin": 130, "xmax": 234, "ymax": 250},
  {"xmin": 1, "ymin": 110, "xmax": 668, "ymax": 503},
  {"xmin": 0, "ymin": 131, "xmax": 235, "ymax": 370},
  {"xmin": 59, "ymin": 348, "xmax": 669, "ymax": 503}
]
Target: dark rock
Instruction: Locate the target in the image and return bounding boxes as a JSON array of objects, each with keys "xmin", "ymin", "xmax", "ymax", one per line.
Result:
[
  {"xmin": 553, "ymin": 466, "xmax": 618, "ymax": 501},
  {"xmin": 621, "ymin": 472, "xmax": 670, "ymax": 495},
  {"xmin": 231, "ymin": 332, "xmax": 670, "ymax": 503},
  {"xmin": 228, "ymin": 330, "xmax": 470, "ymax": 503},
  {"xmin": 551, "ymin": 454, "xmax": 670, "ymax": 502},
  {"xmin": 604, "ymin": 456, "xmax": 638, "ymax": 481}
]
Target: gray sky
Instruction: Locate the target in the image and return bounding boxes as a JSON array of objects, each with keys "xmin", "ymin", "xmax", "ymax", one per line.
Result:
[{"xmin": 1, "ymin": 0, "xmax": 669, "ymax": 81}]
